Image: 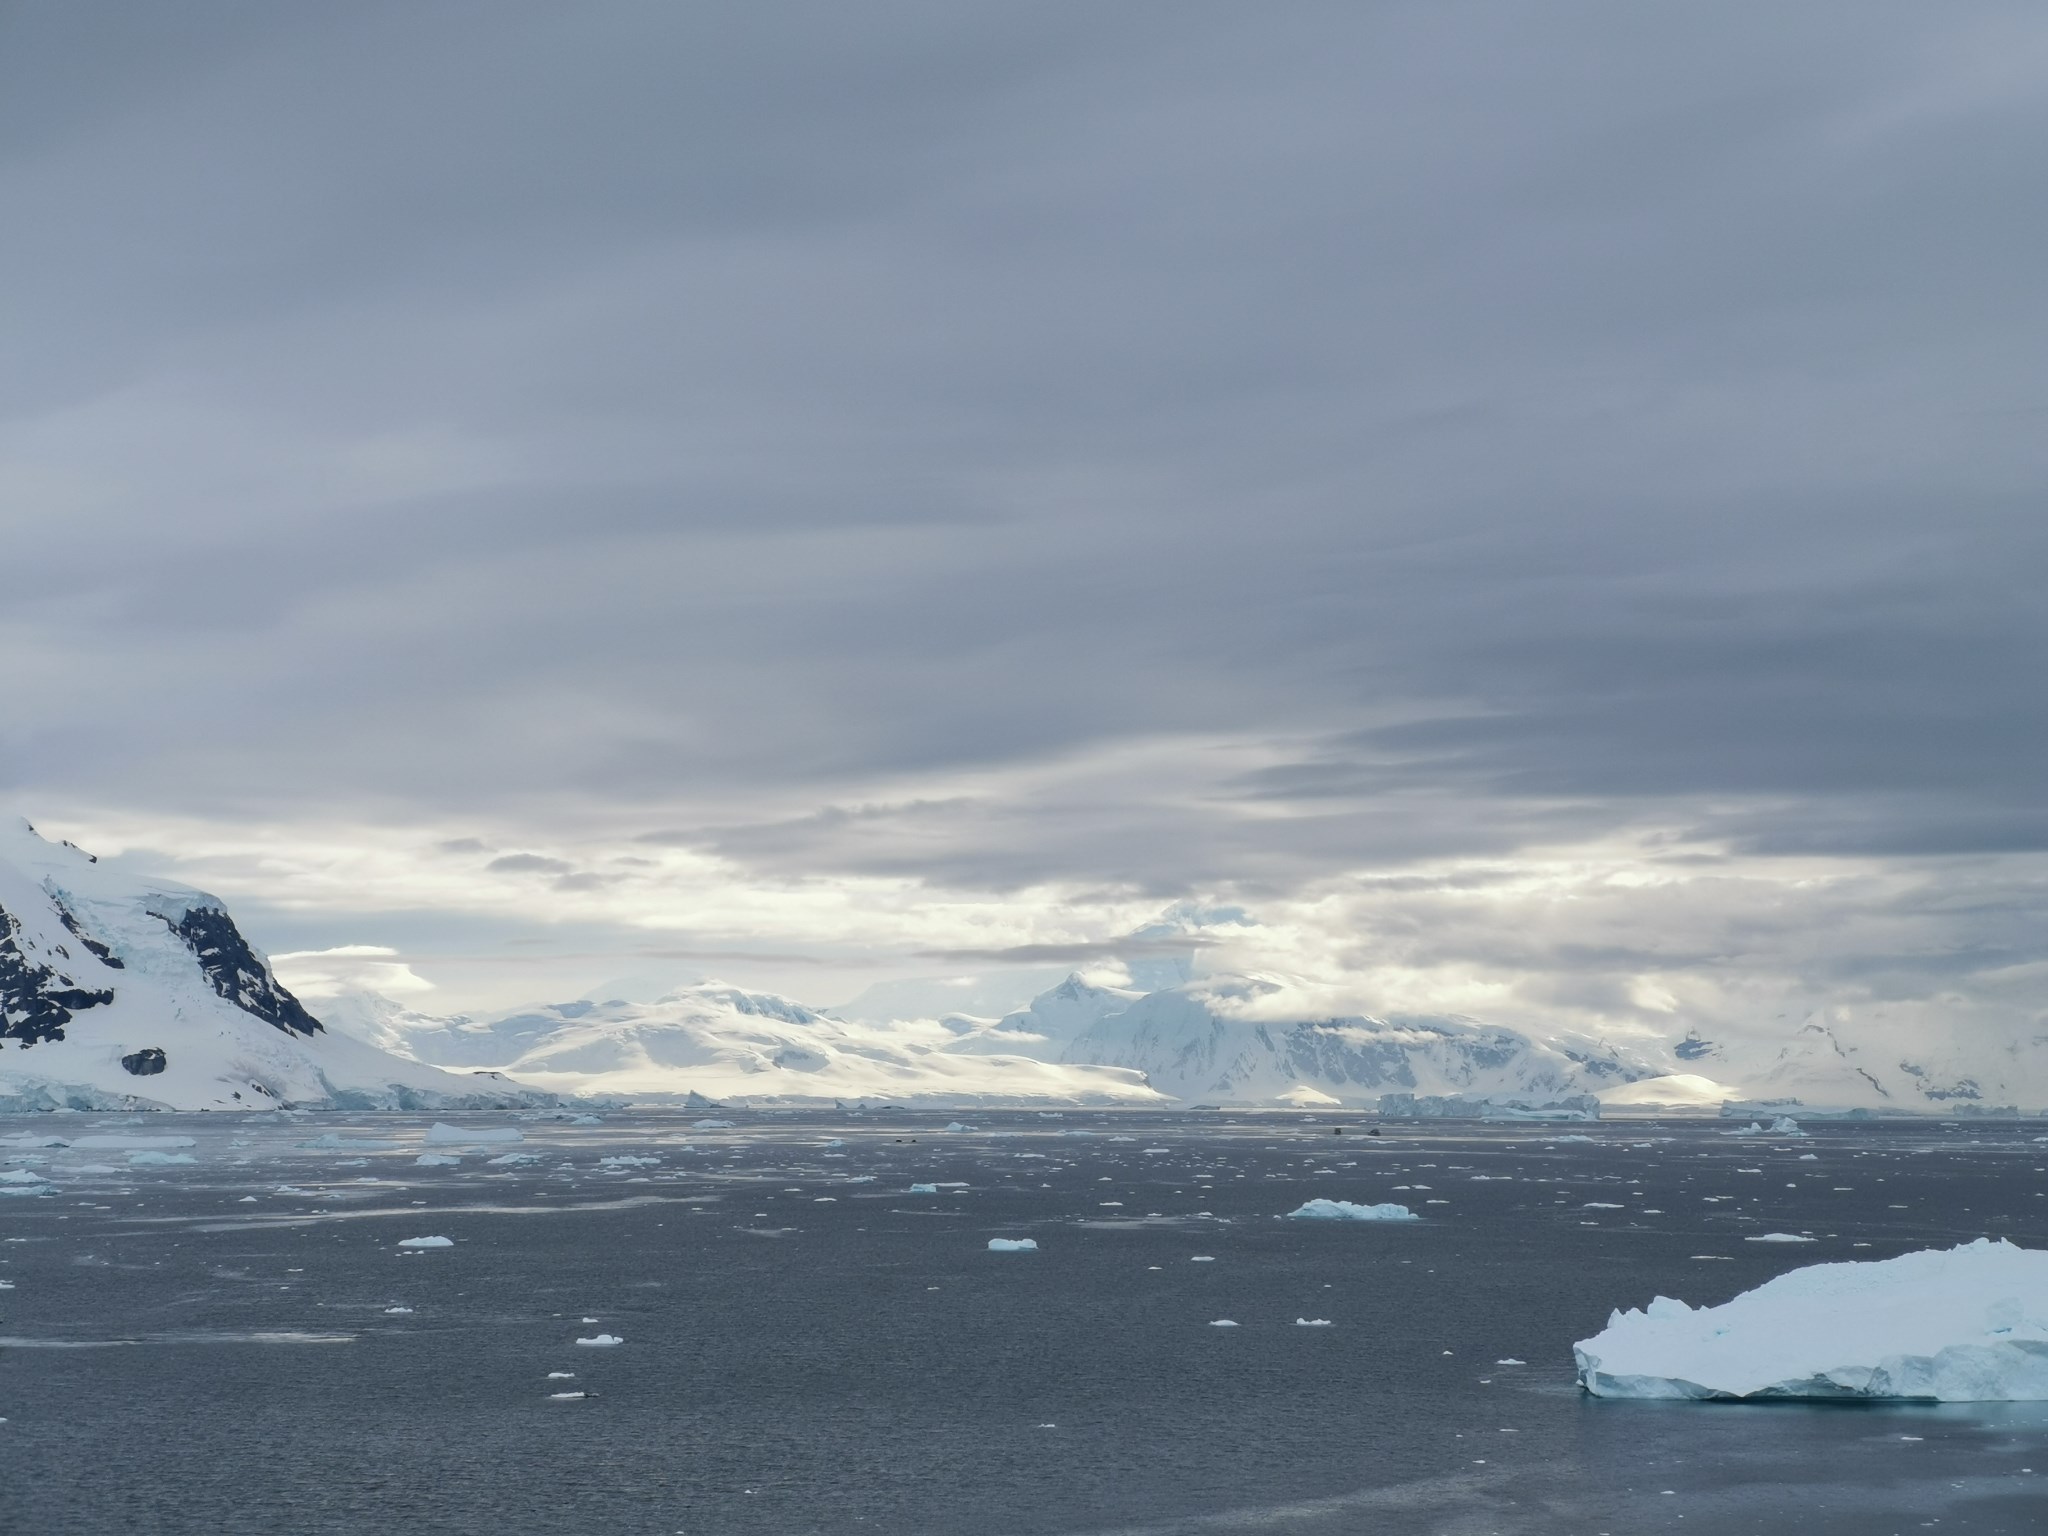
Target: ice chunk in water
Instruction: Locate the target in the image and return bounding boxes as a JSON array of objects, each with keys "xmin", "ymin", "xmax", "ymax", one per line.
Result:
[
  {"xmin": 1576, "ymin": 1239, "xmax": 2048, "ymax": 1401},
  {"xmin": 988, "ymin": 1238, "xmax": 1038, "ymax": 1252},
  {"xmin": 1284, "ymin": 1198, "xmax": 1418, "ymax": 1222}
]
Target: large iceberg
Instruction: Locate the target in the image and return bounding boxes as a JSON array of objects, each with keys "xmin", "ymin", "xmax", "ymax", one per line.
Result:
[
  {"xmin": 1284, "ymin": 1198, "xmax": 1418, "ymax": 1222},
  {"xmin": 1575, "ymin": 1239, "xmax": 2048, "ymax": 1400}
]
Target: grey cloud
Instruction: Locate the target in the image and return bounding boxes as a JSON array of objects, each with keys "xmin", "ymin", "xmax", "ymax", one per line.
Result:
[
  {"xmin": 5, "ymin": 1, "xmax": 2047, "ymax": 900},
  {"xmin": 486, "ymin": 853, "xmax": 574, "ymax": 876}
]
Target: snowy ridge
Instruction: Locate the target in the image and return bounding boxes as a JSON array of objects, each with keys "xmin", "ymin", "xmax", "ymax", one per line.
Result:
[
  {"xmin": 1037, "ymin": 974, "xmax": 1649, "ymax": 1108},
  {"xmin": 333, "ymin": 983, "xmax": 1165, "ymax": 1106},
  {"xmin": 0, "ymin": 819, "xmax": 559, "ymax": 1111}
]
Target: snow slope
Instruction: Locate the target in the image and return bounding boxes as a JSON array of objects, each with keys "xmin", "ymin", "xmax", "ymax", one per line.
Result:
[
  {"xmin": 330, "ymin": 983, "xmax": 1165, "ymax": 1106},
  {"xmin": 1016, "ymin": 973, "xmax": 1649, "ymax": 1108},
  {"xmin": 0, "ymin": 819, "xmax": 556, "ymax": 1111},
  {"xmin": 1575, "ymin": 1239, "xmax": 2048, "ymax": 1400}
]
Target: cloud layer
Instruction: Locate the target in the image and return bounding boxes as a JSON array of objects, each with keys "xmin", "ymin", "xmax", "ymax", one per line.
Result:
[{"xmin": 7, "ymin": 4, "xmax": 2047, "ymax": 1024}]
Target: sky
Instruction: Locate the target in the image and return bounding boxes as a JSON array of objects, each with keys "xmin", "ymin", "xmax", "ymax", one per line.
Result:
[{"xmin": 5, "ymin": 2, "xmax": 2047, "ymax": 1037}]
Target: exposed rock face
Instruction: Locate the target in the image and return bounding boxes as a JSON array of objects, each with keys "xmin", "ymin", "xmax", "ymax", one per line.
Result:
[
  {"xmin": 0, "ymin": 906, "xmax": 117, "ymax": 1047},
  {"xmin": 157, "ymin": 905, "xmax": 322, "ymax": 1038},
  {"xmin": 120, "ymin": 1047, "xmax": 167, "ymax": 1076}
]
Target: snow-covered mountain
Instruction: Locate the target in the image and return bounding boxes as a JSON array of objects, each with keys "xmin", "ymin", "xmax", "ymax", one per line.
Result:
[
  {"xmin": 324, "ymin": 982, "xmax": 1164, "ymax": 1106},
  {"xmin": 967, "ymin": 972, "xmax": 1653, "ymax": 1107},
  {"xmin": 0, "ymin": 819, "xmax": 557, "ymax": 1111},
  {"xmin": 1658, "ymin": 1015, "xmax": 2048, "ymax": 1115}
]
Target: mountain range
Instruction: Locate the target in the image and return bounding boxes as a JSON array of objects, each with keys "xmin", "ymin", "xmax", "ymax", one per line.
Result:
[{"xmin": 4, "ymin": 818, "xmax": 2043, "ymax": 1114}]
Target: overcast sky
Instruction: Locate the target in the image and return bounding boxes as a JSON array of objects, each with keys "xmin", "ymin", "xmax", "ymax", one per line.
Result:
[{"xmin": 6, "ymin": 3, "xmax": 2047, "ymax": 1028}]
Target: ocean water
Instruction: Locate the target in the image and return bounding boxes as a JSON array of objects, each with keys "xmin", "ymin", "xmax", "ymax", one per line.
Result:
[{"xmin": 1, "ymin": 1110, "xmax": 2044, "ymax": 1535}]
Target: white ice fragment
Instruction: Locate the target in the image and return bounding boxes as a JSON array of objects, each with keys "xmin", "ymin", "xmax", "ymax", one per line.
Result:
[
  {"xmin": 987, "ymin": 1238, "xmax": 1038, "ymax": 1252},
  {"xmin": 396, "ymin": 1236, "xmax": 454, "ymax": 1249},
  {"xmin": 548, "ymin": 1391, "xmax": 587, "ymax": 1399},
  {"xmin": 414, "ymin": 1153, "xmax": 462, "ymax": 1167},
  {"xmin": 1746, "ymin": 1233, "xmax": 1816, "ymax": 1243},
  {"xmin": 0, "ymin": 1170, "xmax": 46, "ymax": 1184},
  {"xmin": 575, "ymin": 1334, "xmax": 624, "ymax": 1347},
  {"xmin": 1209, "ymin": 1319, "xmax": 1239, "ymax": 1328},
  {"xmin": 383, "ymin": 1306, "xmax": 413, "ymax": 1314},
  {"xmin": 1284, "ymin": 1198, "xmax": 1419, "ymax": 1222},
  {"xmin": 907, "ymin": 1184, "xmax": 938, "ymax": 1194},
  {"xmin": 1295, "ymin": 1318, "xmax": 1335, "ymax": 1327},
  {"xmin": 127, "ymin": 1151, "xmax": 197, "ymax": 1166},
  {"xmin": 692, "ymin": 1119, "xmax": 736, "ymax": 1129},
  {"xmin": 1575, "ymin": 1238, "xmax": 2048, "ymax": 1400},
  {"xmin": 69, "ymin": 1135, "xmax": 195, "ymax": 1150}
]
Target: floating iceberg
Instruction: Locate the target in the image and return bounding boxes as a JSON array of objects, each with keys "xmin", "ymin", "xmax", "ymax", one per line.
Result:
[
  {"xmin": 396, "ymin": 1236, "xmax": 454, "ymax": 1249},
  {"xmin": 987, "ymin": 1238, "xmax": 1038, "ymax": 1252},
  {"xmin": 574, "ymin": 1334, "xmax": 623, "ymax": 1347},
  {"xmin": 1575, "ymin": 1239, "xmax": 2048, "ymax": 1400},
  {"xmin": 1284, "ymin": 1198, "xmax": 1419, "ymax": 1222},
  {"xmin": 907, "ymin": 1183, "xmax": 938, "ymax": 1194}
]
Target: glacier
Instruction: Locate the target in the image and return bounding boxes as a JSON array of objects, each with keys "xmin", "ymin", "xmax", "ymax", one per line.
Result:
[{"xmin": 1575, "ymin": 1239, "xmax": 2048, "ymax": 1400}]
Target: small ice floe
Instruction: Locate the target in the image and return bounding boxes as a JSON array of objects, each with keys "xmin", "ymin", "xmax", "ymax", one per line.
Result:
[
  {"xmin": 907, "ymin": 1184, "xmax": 939, "ymax": 1194},
  {"xmin": 396, "ymin": 1236, "xmax": 454, "ymax": 1249},
  {"xmin": 943, "ymin": 1122, "xmax": 975, "ymax": 1132},
  {"xmin": 1190, "ymin": 1255, "xmax": 1215, "ymax": 1263},
  {"xmin": 1583, "ymin": 1202, "xmax": 1624, "ymax": 1210},
  {"xmin": 424, "ymin": 1123, "xmax": 523, "ymax": 1145},
  {"xmin": 987, "ymin": 1238, "xmax": 1038, "ymax": 1253},
  {"xmin": 414, "ymin": 1153, "xmax": 462, "ymax": 1167},
  {"xmin": 599, "ymin": 1155, "xmax": 660, "ymax": 1167},
  {"xmin": 1496, "ymin": 1358, "xmax": 1527, "ymax": 1366},
  {"xmin": 1284, "ymin": 1199, "xmax": 1418, "ymax": 1222},
  {"xmin": 237, "ymin": 1196, "xmax": 259, "ymax": 1203},
  {"xmin": 70, "ymin": 1135, "xmax": 195, "ymax": 1151},
  {"xmin": 1209, "ymin": 1319, "xmax": 1239, "ymax": 1328},
  {"xmin": 383, "ymin": 1307, "xmax": 413, "ymax": 1315},
  {"xmin": 691, "ymin": 1118, "xmax": 735, "ymax": 1129},
  {"xmin": 1576, "ymin": 1238, "xmax": 2048, "ymax": 1400},
  {"xmin": 129, "ymin": 1151, "xmax": 197, "ymax": 1166},
  {"xmin": 547, "ymin": 1371, "xmax": 576, "ymax": 1379},
  {"xmin": 575, "ymin": 1334, "xmax": 624, "ymax": 1348},
  {"xmin": 487, "ymin": 1152, "xmax": 540, "ymax": 1166},
  {"xmin": 548, "ymin": 1391, "xmax": 587, "ymax": 1400},
  {"xmin": 0, "ymin": 1170, "xmax": 46, "ymax": 1185},
  {"xmin": 1746, "ymin": 1233, "xmax": 1816, "ymax": 1244},
  {"xmin": 1295, "ymin": 1318, "xmax": 1335, "ymax": 1327}
]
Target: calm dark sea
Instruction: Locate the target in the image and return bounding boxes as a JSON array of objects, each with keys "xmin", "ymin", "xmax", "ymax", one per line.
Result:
[{"xmin": 2, "ymin": 1110, "xmax": 2044, "ymax": 1534}]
